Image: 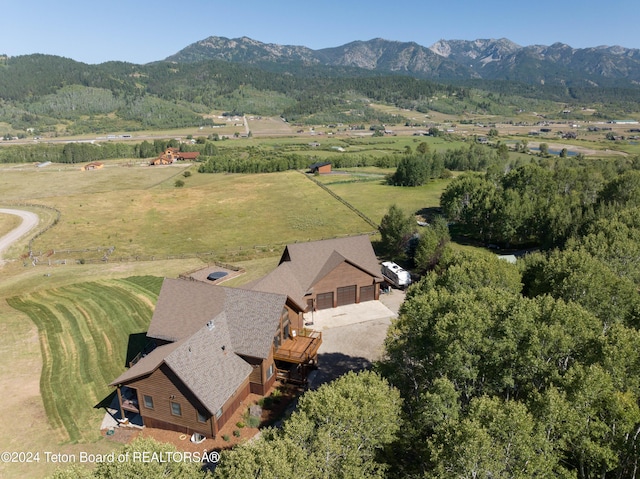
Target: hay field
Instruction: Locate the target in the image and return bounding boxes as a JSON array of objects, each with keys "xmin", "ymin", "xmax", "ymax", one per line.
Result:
[{"xmin": 36, "ymin": 172, "xmax": 373, "ymax": 260}]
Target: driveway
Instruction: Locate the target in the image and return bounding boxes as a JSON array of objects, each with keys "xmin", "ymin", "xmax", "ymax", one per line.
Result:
[
  {"xmin": 307, "ymin": 290, "xmax": 405, "ymax": 388},
  {"xmin": 0, "ymin": 209, "xmax": 39, "ymax": 264}
]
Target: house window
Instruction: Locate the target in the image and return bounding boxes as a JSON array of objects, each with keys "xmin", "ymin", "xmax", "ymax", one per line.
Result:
[
  {"xmin": 143, "ymin": 395, "xmax": 154, "ymax": 410},
  {"xmin": 170, "ymin": 401, "xmax": 182, "ymax": 417},
  {"xmin": 197, "ymin": 411, "xmax": 208, "ymax": 423},
  {"xmin": 267, "ymin": 363, "xmax": 274, "ymax": 380},
  {"xmin": 273, "ymin": 333, "xmax": 281, "ymax": 349},
  {"xmin": 215, "ymin": 407, "xmax": 223, "ymax": 419}
]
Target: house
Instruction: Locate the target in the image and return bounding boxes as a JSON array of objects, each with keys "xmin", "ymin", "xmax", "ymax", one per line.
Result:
[
  {"xmin": 308, "ymin": 161, "xmax": 332, "ymax": 174},
  {"xmin": 150, "ymin": 148, "xmax": 200, "ymax": 166},
  {"xmin": 247, "ymin": 235, "xmax": 383, "ymax": 311},
  {"xmin": 110, "ymin": 279, "xmax": 321, "ymax": 438},
  {"xmin": 81, "ymin": 161, "xmax": 104, "ymax": 171}
]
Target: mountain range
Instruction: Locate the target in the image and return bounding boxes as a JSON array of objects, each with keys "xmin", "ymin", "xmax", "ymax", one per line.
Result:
[{"xmin": 165, "ymin": 36, "xmax": 640, "ymax": 87}]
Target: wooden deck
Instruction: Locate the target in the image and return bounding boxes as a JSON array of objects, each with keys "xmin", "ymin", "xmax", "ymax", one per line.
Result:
[{"xmin": 275, "ymin": 330, "xmax": 322, "ymax": 364}]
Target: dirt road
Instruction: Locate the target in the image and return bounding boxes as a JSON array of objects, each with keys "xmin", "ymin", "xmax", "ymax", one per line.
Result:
[{"xmin": 0, "ymin": 208, "xmax": 39, "ymax": 264}]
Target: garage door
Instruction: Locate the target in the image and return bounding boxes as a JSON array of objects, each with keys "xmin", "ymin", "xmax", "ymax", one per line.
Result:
[
  {"xmin": 360, "ymin": 285, "xmax": 375, "ymax": 302},
  {"xmin": 316, "ymin": 292, "xmax": 334, "ymax": 310},
  {"xmin": 337, "ymin": 285, "xmax": 357, "ymax": 306}
]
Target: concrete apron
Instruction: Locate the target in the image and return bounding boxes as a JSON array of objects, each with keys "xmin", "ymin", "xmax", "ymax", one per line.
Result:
[{"xmin": 303, "ymin": 300, "xmax": 397, "ymax": 330}]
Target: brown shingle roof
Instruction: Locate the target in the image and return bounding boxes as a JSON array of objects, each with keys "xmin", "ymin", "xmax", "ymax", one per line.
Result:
[
  {"xmin": 146, "ymin": 279, "xmax": 288, "ymax": 357},
  {"xmin": 178, "ymin": 152, "xmax": 200, "ymax": 159},
  {"xmin": 223, "ymin": 288, "xmax": 289, "ymax": 358},
  {"xmin": 146, "ymin": 279, "xmax": 226, "ymax": 342},
  {"xmin": 111, "ymin": 278, "xmax": 289, "ymax": 412},
  {"xmin": 249, "ymin": 235, "xmax": 382, "ymax": 305},
  {"xmin": 164, "ymin": 316, "xmax": 252, "ymax": 414}
]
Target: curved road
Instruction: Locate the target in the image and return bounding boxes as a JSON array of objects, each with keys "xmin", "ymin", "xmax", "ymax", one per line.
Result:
[{"xmin": 0, "ymin": 209, "xmax": 39, "ymax": 264}]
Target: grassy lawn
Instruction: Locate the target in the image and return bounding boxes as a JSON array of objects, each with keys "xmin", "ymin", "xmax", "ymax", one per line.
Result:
[
  {"xmin": 0, "ymin": 258, "xmax": 203, "ymax": 479},
  {"xmin": 7, "ymin": 276, "xmax": 163, "ymax": 444}
]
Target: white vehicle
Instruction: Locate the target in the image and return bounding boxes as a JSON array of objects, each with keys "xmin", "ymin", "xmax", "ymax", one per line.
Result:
[{"xmin": 381, "ymin": 261, "xmax": 412, "ymax": 289}]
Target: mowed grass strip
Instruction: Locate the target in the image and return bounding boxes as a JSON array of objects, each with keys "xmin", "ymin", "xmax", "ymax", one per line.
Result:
[{"xmin": 7, "ymin": 276, "xmax": 162, "ymax": 444}]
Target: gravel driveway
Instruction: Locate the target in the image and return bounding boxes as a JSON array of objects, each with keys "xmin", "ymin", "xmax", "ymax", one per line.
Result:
[
  {"xmin": 0, "ymin": 208, "xmax": 39, "ymax": 264},
  {"xmin": 308, "ymin": 289, "xmax": 405, "ymax": 388}
]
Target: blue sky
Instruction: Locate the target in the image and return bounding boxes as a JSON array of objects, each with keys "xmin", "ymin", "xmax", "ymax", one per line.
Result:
[{"xmin": 2, "ymin": 0, "xmax": 637, "ymax": 64}]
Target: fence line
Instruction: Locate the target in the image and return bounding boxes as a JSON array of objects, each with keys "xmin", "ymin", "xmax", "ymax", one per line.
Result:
[
  {"xmin": 299, "ymin": 171, "xmax": 379, "ymax": 229},
  {"xmin": 25, "ymin": 232, "xmax": 377, "ymax": 267}
]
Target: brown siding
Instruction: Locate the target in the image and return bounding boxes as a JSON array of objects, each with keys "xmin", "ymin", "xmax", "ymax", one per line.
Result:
[
  {"xmin": 124, "ymin": 364, "xmax": 249, "ymax": 438},
  {"xmin": 285, "ymin": 303, "xmax": 303, "ymax": 331},
  {"xmin": 240, "ymin": 353, "xmax": 276, "ymax": 396},
  {"xmin": 311, "ymin": 261, "xmax": 378, "ymax": 308},
  {"xmin": 216, "ymin": 378, "xmax": 250, "ymax": 433}
]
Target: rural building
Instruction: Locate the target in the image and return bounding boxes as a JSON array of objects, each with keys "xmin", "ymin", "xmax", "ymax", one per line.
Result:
[
  {"xmin": 308, "ymin": 161, "xmax": 332, "ymax": 174},
  {"xmin": 150, "ymin": 148, "xmax": 200, "ymax": 165},
  {"xmin": 248, "ymin": 235, "xmax": 383, "ymax": 311},
  {"xmin": 110, "ymin": 279, "xmax": 321, "ymax": 438},
  {"xmin": 81, "ymin": 161, "xmax": 104, "ymax": 171}
]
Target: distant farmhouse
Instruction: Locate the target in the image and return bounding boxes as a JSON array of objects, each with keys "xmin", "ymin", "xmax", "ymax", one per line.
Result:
[
  {"xmin": 150, "ymin": 148, "xmax": 200, "ymax": 166},
  {"xmin": 109, "ymin": 235, "xmax": 382, "ymax": 438},
  {"xmin": 308, "ymin": 161, "xmax": 332, "ymax": 174},
  {"xmin": 81, "ymin": 161, "xmax": 104, "ymax": 171}
]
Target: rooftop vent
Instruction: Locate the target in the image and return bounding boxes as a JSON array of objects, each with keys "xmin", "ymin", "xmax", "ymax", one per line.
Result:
[{"xmin": 206, "ymin": 320, "xmax": 215, "ymax": 331}]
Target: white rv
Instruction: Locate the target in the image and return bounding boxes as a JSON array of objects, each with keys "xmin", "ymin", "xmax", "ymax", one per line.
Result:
[{"xmin": 381, "ymin": 261, "xmax": 412, "ymax": 289}]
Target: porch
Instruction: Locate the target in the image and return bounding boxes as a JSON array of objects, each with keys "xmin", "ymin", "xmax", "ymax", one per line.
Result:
[{"xmin": 274, "ymin": 329, "xmax": 322, "ymax": 364}]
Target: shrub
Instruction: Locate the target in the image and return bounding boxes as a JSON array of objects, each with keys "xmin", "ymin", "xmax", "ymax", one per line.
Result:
[
  {"xmin": 183, "ymin": 170, "xmax": 191, "ymax": 178},
  {"xmin": 246, "ymin": 415, "xmax": 260, "ymax": 428},
  {"xmin": 222, "ymin": 434, "xmax": 230, "ymax": 442},
  {"xmin": 236, "ymin": 421, "xmax": 245, "ymax": 428},
  {"xmin": 233, "ymin": 429, "xmax": 241, "ymax": 437},
  {"xmin": 174, "ymin": 179, "xmax": 185, "ymax": 188}
]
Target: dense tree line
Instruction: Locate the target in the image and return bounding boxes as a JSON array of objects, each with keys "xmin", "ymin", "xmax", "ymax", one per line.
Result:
[
  {"xmin": 388, "ymin": 142, "xmax": 502, "ymax": 186},
  {"xmin": 0, "ymin": 138, "xmax": 201, "ymax": 164},
  {"xmin": 440, "ymin": 159, "xmax": 640, "ymax": 248},
  {"xmin": 379, "ymin": 244, "xmax": 640, "ymax": 478},
  {"xmin": 197, "ymin": 148, "xmax": 406, "ymax": 174}
]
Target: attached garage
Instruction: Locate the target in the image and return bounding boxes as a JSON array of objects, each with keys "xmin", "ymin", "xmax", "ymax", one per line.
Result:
[
  {"xmin": 336, "ymin": 285, "xmax": 357, "ymax": 306},
  {"xmin": 359, "ymin": 285, "xmax": 375, "ymax": 302},
  {"xmin": 316, "ymin": 292, "xmax": 334, "ymax": 310}
]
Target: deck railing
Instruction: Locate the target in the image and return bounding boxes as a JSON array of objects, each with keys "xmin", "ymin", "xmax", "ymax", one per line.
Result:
[{"xmin": 274, "ymin": 330, "xmax": 322, "ymax": 363}]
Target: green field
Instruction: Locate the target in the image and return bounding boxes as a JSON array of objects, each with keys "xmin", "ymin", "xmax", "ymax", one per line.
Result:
[
  {"xmin": 9, "ymin": 168, "xmax": 410, "ymax": 262},
  {"xmin": 313, "ymin": 171, "xmax": 449, "ymax": 222},
  {"xmin": 7, "ymin": 276, "xmax": 162, "ymax": 444}
]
